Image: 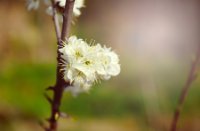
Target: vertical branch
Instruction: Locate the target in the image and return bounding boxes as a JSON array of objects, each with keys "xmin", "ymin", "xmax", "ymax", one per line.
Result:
[
  {"xmin": 170, "ymin": 46, "xmax": 200, "ymax": 131},
  {"xmin": 61, "ymin": 0, "xmax": 75, "ymax": 41},
  {"xmin": 51, "ymin": 0, "xmax": 61, "ymax": 41},
  {"xmin": 47, "ymin": 0, "xmax": 75, "ymax": 131}
]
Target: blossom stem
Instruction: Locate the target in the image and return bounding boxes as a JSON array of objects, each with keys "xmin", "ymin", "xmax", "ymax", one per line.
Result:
[
  {"xmin": 61, "ymin": 0, "xmax": 75, "ymax": 41},
  {"xmin": 170, "ymin": 46, "xmax": 200, "ymax": 131},
  {"xmin": 47, "ymin": 0, "xmax": 74, "ymax": 131},
  {"xmin": 51, "ymin": 0, "xmax": 61, "ymax": 41}
]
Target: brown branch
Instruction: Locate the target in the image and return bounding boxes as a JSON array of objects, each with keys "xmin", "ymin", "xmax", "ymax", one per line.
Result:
[
  {"xmin": 46, "ymin": 0, "xmax": 75, "ymax": 131},
  {"xmin": 61, "ymin": 0, "xmax": 75, "ymax": 41},
  {"xmin": 50, "ymin": 0, "xmax": 61, "ymax": 41},
  {"xmin": 170, "ymin": 46, "xmax": 200, "ymax": 131}
]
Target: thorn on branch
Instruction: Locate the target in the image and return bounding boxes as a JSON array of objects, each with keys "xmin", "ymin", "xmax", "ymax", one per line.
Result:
[
  {"xmin": 46, "ymin": 86, "xmax": 55, "ymax": 91},
  {"xmin": 44, "ymin": 93, "xmax": 53, "ymax": 104}
]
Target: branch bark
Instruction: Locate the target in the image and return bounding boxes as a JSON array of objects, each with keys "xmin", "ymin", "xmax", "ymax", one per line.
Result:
[
  {"xmin": 61, "ymin": 0, "xmax": 74, "ymax": 41},
  {"xmin": 170, "ymin": 46, "xmax": 200, "ymax": 131},
  {"xmin": 50, "ymin": 0, "xmax": 61, "ymax": 41},
  {"xmin": 46, "ymin": 0, "xmax": 75, "ymax": 131}
]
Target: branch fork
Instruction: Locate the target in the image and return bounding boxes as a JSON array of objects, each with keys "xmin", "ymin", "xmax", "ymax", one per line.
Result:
[{"xmin": 45, "ymin": 0, "xmax": 75, "ymax": 130}]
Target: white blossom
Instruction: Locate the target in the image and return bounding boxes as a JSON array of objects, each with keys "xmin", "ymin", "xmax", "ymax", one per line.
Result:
[
  {"xmin": 98, "ymin": 46, "xmax": 121, "ymax": 80},
  {"xmin": 46, "ymin": 6, "xmax": 53, "ymax": 16},
  {"xmin": 73, "ymin": 0, "xmax": 85, "ymax": 16},
  {"xmin": 55, "ymin": 0, "xmax": 85, "ymax": 17},
  {"xmin": 59, "ymin": 36, "xmax": 121, "ymax": 96},
  {"xmin": 27, "ymin": 0, "xmax": 40, "ymax": 11}
]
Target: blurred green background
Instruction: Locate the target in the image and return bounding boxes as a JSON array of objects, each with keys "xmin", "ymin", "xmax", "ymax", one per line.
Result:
[{"xmin": 0, "ymin": 0, "xmax": 200, "ymax": 131}]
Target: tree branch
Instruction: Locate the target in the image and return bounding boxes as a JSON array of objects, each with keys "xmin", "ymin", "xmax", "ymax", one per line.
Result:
[
  {"xmin": 170, "ymin": 46, "xmax": 200, "ymax": 131},
  {"xmin": 46, "ymin": 0, "xmax": 74, "ymax": 131},
  {"xmin": 51, "ymin": 0, "xmax": 61, "ymax": 42},
  {"xmin": 61, "ymin": 0, "xmax": 75, "ymax": 41}
]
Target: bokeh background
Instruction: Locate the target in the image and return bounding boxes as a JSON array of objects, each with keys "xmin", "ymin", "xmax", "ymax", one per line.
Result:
[{"xmin": 0, "ymin": 0, "xmax": 200, "ymax": 131}]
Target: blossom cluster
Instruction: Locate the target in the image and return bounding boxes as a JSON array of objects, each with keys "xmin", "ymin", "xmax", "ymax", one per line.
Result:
[
  {"xmin": 59, "ymin": 36, "xmax": 121, "ymax": 96},
  {"xmin": 27, "ymin": 0, "xmax": 85, "ymax": 17},
  {"xmin": 26, "ymin": 0, "xmax": 121, "ymax": 96}
]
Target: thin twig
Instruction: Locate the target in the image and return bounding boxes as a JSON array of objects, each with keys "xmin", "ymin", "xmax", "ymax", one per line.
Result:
[
  {"xmin": 170, "ymin": 46, "xmax": 200, "ymax": 131},
  {"xmin": 50, "ymin": 0, "xmax": 61, "ymax": 41},
  {"xmin": 61, "ymin": 0, "xmax": 75, "ymax": 41}
]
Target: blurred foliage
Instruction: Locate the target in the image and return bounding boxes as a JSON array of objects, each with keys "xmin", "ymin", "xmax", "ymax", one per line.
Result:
[{"xmin": 0, "ymin": 62, "xmax": 200, "ymax": 131}]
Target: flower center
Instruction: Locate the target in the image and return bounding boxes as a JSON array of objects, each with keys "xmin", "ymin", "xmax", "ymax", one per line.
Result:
[
  {"xmin": 85, "ymin": 60, "xmax": 91, "ymax": 65},
  {"xmin": 75, "ymin": 51, "xmax": 83, "ymax": 58}
]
